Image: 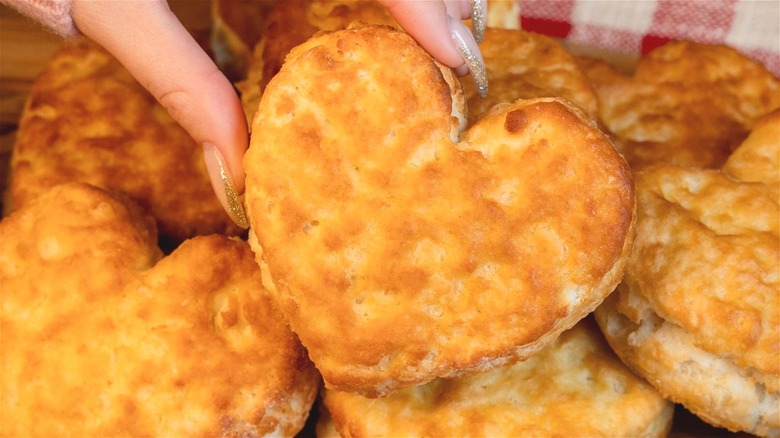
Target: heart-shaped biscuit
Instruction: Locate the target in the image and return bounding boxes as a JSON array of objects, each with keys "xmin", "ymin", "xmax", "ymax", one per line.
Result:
[
  {"xmin": 245, "ymin": 24, "xmax": 635, "ymax": 396},
  {"xmin": 0, "ymin": 183, "xmax": 320, "ymax": 436}
]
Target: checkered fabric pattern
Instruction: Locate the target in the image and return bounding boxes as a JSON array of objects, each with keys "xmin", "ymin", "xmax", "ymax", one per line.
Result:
[{"xmin": 516, "ymin": 0, "xmax": 780, "ymax": 76}]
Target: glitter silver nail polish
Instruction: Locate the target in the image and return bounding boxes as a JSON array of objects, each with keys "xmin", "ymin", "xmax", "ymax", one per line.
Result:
[
  {"xmin": 471, "ymin": 0, "xmax": 486, "ymax": 44},
  {"xmin": 451, "ymin": 26, "xmax": 488, "ymax": 98}
]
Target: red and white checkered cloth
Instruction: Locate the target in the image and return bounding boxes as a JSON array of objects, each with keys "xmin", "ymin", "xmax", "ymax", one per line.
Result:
[{"xmin": 516, "ymin": 0, "xmax": 780, "ymax": 76}]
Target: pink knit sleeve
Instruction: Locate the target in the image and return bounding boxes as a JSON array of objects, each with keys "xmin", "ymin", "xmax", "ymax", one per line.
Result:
[{"xmin": 1, "ymin": 0, "xmax": 78, "ymax": 38}]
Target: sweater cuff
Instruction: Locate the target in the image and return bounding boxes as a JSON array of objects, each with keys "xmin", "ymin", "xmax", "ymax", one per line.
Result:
[{"xmin": 2, "ymin": 0, "xmax": 79, "ymax": 38}]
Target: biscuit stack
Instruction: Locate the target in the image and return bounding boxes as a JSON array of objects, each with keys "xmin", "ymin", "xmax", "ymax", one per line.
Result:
[
  {"xmin": 2, "ymin": 0, "xmax": 778, "ymax": 436},
  {"xmin": 577, "ymin": 39, "xmax": 779, "ymax": 437},
  {"xmin": 594, "ymin": 110, "xmax": 780, "ymax": 436}
]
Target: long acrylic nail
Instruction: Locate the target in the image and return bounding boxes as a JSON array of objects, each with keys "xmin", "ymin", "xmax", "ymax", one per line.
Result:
[
  {"xmin": 471, "ymin": 0, "xmax": 487, "ymax": 44},
  {"xmin": 202, "ymin": 143, "xmax": 249, "ymax": 229},
  {"xmin": 448, "ymin": 15, "xmax": 488, "ymax": 98}
]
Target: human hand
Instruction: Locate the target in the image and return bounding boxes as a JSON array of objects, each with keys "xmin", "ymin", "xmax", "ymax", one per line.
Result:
[
  {"xmin": 71, "ymin": 0, "xmax": 250, "ymax": 228},
  {"xmin": 70, "ymin": 0, "xmax": 487, "ymax": 230},
  {"xmin": 378, "ymin": 0, "xmax": 488, "ymax": 97}
]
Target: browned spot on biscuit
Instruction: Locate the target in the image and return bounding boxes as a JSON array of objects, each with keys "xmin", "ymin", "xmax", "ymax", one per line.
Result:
[{"xmin": 504, "ymin": 109, "xmax": 528, "ymax": 134}]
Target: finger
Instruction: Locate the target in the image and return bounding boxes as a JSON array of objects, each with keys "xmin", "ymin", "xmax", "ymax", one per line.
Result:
[
  {"xmin": 444, "ymin": 0, "xmax": 487, "ymax": 44},
  {"xmin": 71, "ymin": 0, "xmax": 248, "ymax": 227},
  {"xmin": 444, "ymin": 0, "xmax": 473, "ymax": 20},
  {"xmin": 378, "ymin": 0, "xmax": 467, "ymax": 73},
  {"xmin": 378, "ymin": 0, "xmax": 487, "ymax": 96}
]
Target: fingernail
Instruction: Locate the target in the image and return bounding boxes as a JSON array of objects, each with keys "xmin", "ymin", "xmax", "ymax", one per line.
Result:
[
  {"xmin": 202, "ymin": 143, "xmax": 249, "ymax": 229},
  {"xmin": 448, "ymin": 15, "xmax": 488, "ymax": 98},
  {"xmin": 471, "ymin": 0, "xmax": 487, "ymax": 43}
]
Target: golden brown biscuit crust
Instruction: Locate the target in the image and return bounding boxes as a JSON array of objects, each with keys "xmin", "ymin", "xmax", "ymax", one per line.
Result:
[
  {"xmin": 461, "ymin": 28, "xmax": 599, "ymax": 122},
  {"xmin": 245, "ymin": 25, "xmax": 635, "ymax": 397},
  {"xmin": 8, "ymin": 38, "xmax": 243, "ymax": 243},
  {"xmin": 579, "ymin": 41, "xmax": 779, "ymax": 169},
  {"xmin": 0, "ymin": 183, "xmax": 320, "ymax": 436},
  {"xmin": 321, "ymin": 319, "xmax": 673, "ymax": 437},
  {"xmin": 237, "ymin": 0, "xmax": 396, "ymax": 121}
]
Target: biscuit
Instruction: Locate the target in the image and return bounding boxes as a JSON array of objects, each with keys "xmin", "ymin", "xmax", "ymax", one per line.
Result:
[
  {"xmin": 0, "ymin": 182, "xmax": 320, "ymax": 436},
  {"xmin": 594, "ymin": 111, "xmax": 780, "ymax": 436},
  {"xmin": 7, "ymin": 37, "xmax": 244, "ymax": 244},
  {"xmin": 237, "ymin": 0, "xmax": 396, "ymax": 121},
  {"xmin": 319, "ymin": 318, "xmax": 673, "ymax": 437},
  {"xmin": 244, "ymin": 24, "xmax": 635, "ymax": 397},
  {"xmin": 578, "ymin": 41, "xmax": 779, "ymax": 169},
  {"xmin": 460, "ymin": 28, "xmax": 599, "ymax": 123}
]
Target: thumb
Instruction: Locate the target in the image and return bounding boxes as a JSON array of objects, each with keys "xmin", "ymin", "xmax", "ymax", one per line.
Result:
[
  {"xmin": 377, "ymin": 0, "xmax": 487, "ymax": 97},
  {"xmin": 72, "ymin": 0, "xmax": 248, "ymax": 228}
]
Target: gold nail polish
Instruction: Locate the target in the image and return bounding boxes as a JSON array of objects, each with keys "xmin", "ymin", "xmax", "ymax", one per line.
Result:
[
  {"xmin": 203, "ymin": 143, "xmax": 249, "ymax": 229},
  {"xmin": 218, "ymin": 161, "xmax": 249, "ymax": 229}
]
